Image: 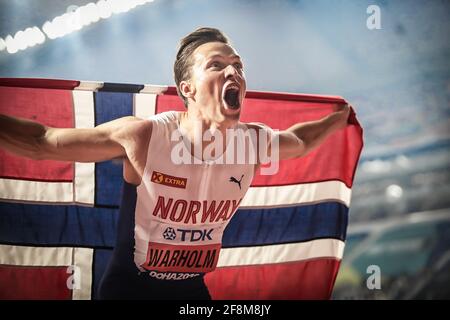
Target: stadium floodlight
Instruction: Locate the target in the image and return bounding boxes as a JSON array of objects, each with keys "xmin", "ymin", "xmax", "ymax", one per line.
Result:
[
  {"xmin": 2, "ymin": 0, "xmax": 154, "ymax": 55},
  {"xmin": 0, "ymin": 38, "xmax": 6, "ymax": 51},
  {"xmin": 386, "ymin": 184, "xmax": 404, "ymax": 200},
  {"xmin": 5, "ymin": 35, "xmax": 18, "ymax": 54}
]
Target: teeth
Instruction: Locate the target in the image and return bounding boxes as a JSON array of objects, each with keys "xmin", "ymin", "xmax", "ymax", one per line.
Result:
[{"xmin": 226, "ymin": 84, "xmax": 240, "ymax": 91}]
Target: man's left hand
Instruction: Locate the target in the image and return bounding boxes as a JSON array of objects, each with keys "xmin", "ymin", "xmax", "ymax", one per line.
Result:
[{"xmin": 334, "ymin": 103, "xmax": 351, "ymax": 130}]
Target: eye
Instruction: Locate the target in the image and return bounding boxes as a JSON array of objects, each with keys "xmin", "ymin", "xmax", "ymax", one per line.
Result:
[
  {"xmin": 210, "ymin": 61, "xmax": 222, "ymax": 68},
  {"xmin": 234, "ymin": 63, "xmax": 243, "ymax": 69}
]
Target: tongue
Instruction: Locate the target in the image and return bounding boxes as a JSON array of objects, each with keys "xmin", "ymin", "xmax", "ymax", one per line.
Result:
[{"xmin": 224, "ymin": 90, "xmax": 239, "ymax": 109}]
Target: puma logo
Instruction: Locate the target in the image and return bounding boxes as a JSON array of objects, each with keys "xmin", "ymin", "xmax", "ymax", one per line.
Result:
[{"xmin": 229, "ymin": 174, "xmax": 244, "ymax": 190}]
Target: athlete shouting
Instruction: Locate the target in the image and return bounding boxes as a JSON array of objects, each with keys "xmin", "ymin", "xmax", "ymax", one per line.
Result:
[{"xmin": 0, "ymin": 27, "xmax": 350, "ymax": 299}]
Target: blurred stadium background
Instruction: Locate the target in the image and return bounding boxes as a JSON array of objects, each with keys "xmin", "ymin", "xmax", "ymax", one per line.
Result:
[{"xmin": 0, "ymin": 0, "xmax": 449, "ymax": 299}]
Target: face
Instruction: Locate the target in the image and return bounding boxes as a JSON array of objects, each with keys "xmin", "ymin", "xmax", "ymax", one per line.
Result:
[{"xmin": 181, "ymin": 41, "xmax": 246, "ymax": 123}]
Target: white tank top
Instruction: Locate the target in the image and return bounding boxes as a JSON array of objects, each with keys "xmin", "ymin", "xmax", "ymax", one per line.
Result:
[{"xmin": 133, "ymin": 111, "xmax": 257, "ymax": 280}]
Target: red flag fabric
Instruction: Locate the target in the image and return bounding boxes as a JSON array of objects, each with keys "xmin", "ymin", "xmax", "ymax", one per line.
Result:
[{"xmin": 0, "ymin": 78, "xmax": 363, "ymax": 299}]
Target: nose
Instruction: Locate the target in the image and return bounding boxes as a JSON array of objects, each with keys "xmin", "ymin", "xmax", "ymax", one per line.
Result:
[
  {"xmin": 224, "ymin": 64, "xmax": 240, "ymax": 81},
  {"xmin": 225, "ymin": 64, "xmax": 239, "ymax": 79}
]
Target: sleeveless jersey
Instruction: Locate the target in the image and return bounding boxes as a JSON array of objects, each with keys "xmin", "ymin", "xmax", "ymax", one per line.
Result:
[{"xmin": 98, "ymin": 111, "xmax": 263, "ymax": 299}]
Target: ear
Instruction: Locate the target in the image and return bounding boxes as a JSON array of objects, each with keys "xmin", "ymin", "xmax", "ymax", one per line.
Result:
[{"xmin": 180, "ymin": 80, "xmax": 196, "ymax": 100}]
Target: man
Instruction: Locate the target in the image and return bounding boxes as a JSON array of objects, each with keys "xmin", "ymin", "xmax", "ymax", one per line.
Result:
[{"xmin": 0, "ymin": 27, "xmax": 350, "ymax": 299}]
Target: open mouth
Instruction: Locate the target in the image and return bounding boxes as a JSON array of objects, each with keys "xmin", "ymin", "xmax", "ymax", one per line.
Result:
[{"xmin": 223, "ymin": 85, "xmax": 240, "ymax": 110}]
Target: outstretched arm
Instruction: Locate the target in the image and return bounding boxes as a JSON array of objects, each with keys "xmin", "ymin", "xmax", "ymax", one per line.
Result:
[
  {"xmin": 0, "ymin": 114, "xmax": 149, "ymax": 163},
  {"xmin": 277, "ymin": 104, "xmax": 351, "ymax": 160}
]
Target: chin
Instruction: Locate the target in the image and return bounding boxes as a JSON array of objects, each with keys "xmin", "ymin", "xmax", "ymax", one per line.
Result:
[
  {"xmin": 224, "ymin": 111, "xmax": 241, "ymax": 121},
  {"xmin": 220, "ymin": 107, "xmax": 241, "ymax": 122}
]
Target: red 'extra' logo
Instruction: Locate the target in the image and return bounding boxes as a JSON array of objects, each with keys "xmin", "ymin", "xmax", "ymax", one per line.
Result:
[
  {"xmin": 151, "ymin": 171, "xmax": 187, "ymax": 189},
  {"xmin": 141, "ymin": 242, "xmax": 221, "ymax": 273}
]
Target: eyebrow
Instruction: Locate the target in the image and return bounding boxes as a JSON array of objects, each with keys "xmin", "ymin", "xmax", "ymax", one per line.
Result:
[{"xmin": 207, "ymin": 54, "xmax": 242, "ymax": 61}]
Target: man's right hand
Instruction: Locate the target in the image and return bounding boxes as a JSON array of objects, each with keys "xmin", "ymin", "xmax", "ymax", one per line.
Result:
[{"xmin": 0, "ymin": 114, "xmax": 150, "ymax": 163}]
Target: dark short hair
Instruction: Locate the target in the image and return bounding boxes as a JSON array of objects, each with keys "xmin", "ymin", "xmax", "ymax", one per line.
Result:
[{"xmin": 174, "ymin": 27, "xmax": 230, "ymax": 107}]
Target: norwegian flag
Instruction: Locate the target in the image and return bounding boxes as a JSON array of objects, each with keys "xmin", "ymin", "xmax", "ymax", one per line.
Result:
[{"xmin": 0, "ymin": 78, "xmax": 363, "ymax": 300}]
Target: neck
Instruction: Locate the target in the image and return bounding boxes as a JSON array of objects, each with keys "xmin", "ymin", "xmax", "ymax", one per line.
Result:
[
  {"xmin": 180, "ymin": 108, "xmax": 237, "ymax": 138},
  {"xmin": 178, "ymin": 108, "xmax": 238, "ymax": 161}
]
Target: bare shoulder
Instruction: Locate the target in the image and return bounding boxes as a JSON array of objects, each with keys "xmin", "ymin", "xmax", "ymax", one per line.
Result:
[
  {"xmin": 245, "ymin": 121, "xmax": 270, "ymax": 131},
  {"xmin": 244, "ymin": 122, "xmax": 276, "ymax": 141},
  {"xmin": 243, "ymin": 122, "xmax": 274, "ymax": 139},
  {"xmin": 106, "ymin": 116, "xmax": 153, "ymax": 144},
  {"xmin": 110, "ymin": 117, "xmax": 154, "ymax": 174},
  {"xmin": 240, "ymin": 122, "xmax": 274, "ymax": 168},
  {"xmin": 114, "ymin": 117, "xmax": 153, "ymax": 182},
  {"xmin": 100, "ymin": 116, "xmax": 150, "ymax": 131}
]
